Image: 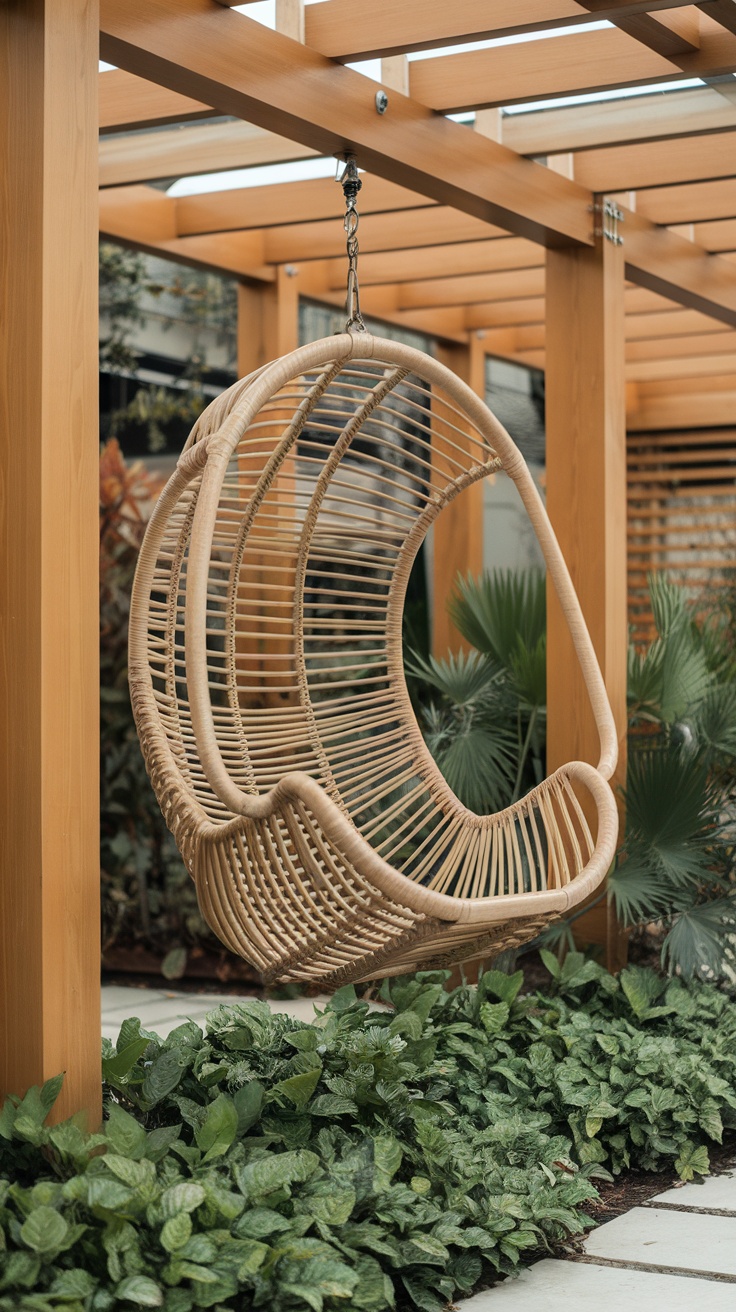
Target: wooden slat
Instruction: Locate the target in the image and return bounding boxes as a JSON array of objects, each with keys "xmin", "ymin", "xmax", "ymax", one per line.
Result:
[
  {"xmin": 265, "ymin": 208, "xmax": 506, "ymax": 262},
  {"xmin": 1, "ymin": 0, "xmax": 100, "ymax": 1125},
  {"xmin": 99, "ymin": 0, "xmax": 595, "ymax": 249},
  {"xmin": 573, "ymin": 129, "xmax": 736, "ymax": 191},
  {"xmin": 637, "ymin": 178, "xmax": 736, "ymax": 223},
  {"xmin": 628, "ymin": 388, "xmax": 736, "ymax": 427},
  {"xmin": 691, "ymin": 217, "xmax": 736, "ymax": 249},
  {"xmin": 322, "ymin": 236, "xmax": 543, "ymax": 288},
  {"xmin": 627, "ymin": 329, "xmax": 736, "ymax": 357},
  {"xmin": 397, "ymin": 266, "xmax": 545, "ymax": 310},
  {"xmin": 100, "ymin": 119, "xmax": 317, "ymax": 187},
  {"xmin": 503, "ymin": 86, "xmax": 736, "ymax": 155},
  {"xmin": 410, "ymin": 28, "xmax": 676, "ymax": 112},
  {"xmin": 304, "ymin": 0, "xmax": 698, "ymax": 61},
  {"xmin": 99, "ymin": 67, "xmax": 211, "ymax": 131},
  {"xmin": 627, "ymin": 352, "xmax": 736, "ymax": 379},
  {"xmin": 175, "ymin": 175, "xmax": 436, "ymax": 237}
]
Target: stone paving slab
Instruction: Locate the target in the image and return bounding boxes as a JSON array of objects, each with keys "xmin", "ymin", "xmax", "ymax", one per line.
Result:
[
  {"xmin": 651, "ymin": 1170, "xmax": 736, "ymax": 1213},
  {"xmin": 101, "ymin": 985, "xmax": 330, "ymax": 1040},
  {"xmin": 460, "ymin": 1259, "xmax": 736, "ymax": 1310},
  {"xmin": 583, "ymin": 1205, "xmax": 736, "ymax": 1277}
]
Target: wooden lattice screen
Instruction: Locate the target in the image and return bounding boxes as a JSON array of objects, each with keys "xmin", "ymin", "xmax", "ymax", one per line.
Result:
[{"xmin": 628, "ymin": 428, "xmax": 736, "ymax": 644}]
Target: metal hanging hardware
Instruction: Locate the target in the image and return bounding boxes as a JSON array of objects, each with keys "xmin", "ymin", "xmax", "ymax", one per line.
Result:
[
  {"xmin": 337, "ymin": 155, "xmax": 367, "ymax": 332},
  {"xmin": 592, "ymin": 198, "xmax": 624, "ymax": 247}
]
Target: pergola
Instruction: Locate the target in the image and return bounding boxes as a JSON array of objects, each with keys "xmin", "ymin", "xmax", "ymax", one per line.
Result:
[{"xmin": 1, "ymin": 0, "xmax": 735, "ymax": 1126}]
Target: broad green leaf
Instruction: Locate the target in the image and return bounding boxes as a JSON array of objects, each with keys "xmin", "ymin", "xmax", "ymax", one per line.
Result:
[
  {"xmin": 160, "ymin": 1183, "xmax": 206, "ymax": 1220},
  {"xmin": 20, "ymin": 1207, "xmax": 68, "ymax": 1255},
  {"xmin": 675, "ymin": 1142, "xmax": 710, "ymax": 1181},
  {"xmin": 160, "ymin": 1212, "xmax": 192, "ymax": 1253},
  {"xmin": 106, "ymin": 1103, "xmax": 148, "ymax": 1160},
  {"xmin": 233, "ymin": 1080, "xmax": 264, "ymax": 1135},
  {"xmin": 115, "ymin": 1275, "xmax": 164, "ymax": 1307},
  {"xmin": 103, "ymin": 1038, "xmax": 150, "ymax": 1082},
  {"xmin": 194, "ymin": 1093, "xmax": 238, "ymax": 1161},
  {"xmin": 273, "ymin": 1067, "xmax": 322, "ymax": 1109},
  {"xmin": 237, "ymin": 1149, "xmax": 320, "ymax": 1201}
]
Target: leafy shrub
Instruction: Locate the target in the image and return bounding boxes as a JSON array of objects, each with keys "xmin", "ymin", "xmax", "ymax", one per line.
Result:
[{"xmin": 2, "ymin": 963, "xmax": 736, "ymax": 1311}]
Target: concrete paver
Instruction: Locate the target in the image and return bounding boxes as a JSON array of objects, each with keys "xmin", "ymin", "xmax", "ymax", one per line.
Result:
[
  {"xmin": 650, "ymin": 1170, "xmax": 736, "ymax": 1213},
  {"xmin": 583, "ymin": 1205, "xmax": 736, "ymax": 1277},
  {"xmin": 461, "ymin": 1259, "xmax": 736, "ymax": 1310}
]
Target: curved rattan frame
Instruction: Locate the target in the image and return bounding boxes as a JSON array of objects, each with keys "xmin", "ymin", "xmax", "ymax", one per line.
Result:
[{"xmin": 130, "ymin": 333, "xmax": 619, "ymax": 985}]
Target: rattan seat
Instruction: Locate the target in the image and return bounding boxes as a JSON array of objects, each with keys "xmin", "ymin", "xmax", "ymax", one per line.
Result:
[{"xmin": 129, "ymin": 333, "xmax": 619, "ymax": 986}]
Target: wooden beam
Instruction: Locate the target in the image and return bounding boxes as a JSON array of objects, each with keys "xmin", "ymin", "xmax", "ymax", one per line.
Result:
[
  {"xmin": 624, "ymin": 209, "xmax": 736, "ymax": 326},
  {"xmin": 545, "ymin": 235, "xmax": 628, "ymax": 970},
  {"xmin": 100, "ymin": 119, "xmax": 317, "ymax": 187},
  {"xmin": 396, "ymin": 267, "xmax": 546, "ymax": 310},
  {"xmin": 322, "ymin": 237, "xmax": 543, "ymax": 288},
  {"xmin": 628, "ymin": 380, "xmax": 736, "ymax": 426},
  {"xmin": 691, "ymin": 216, "xmax": 736, "ymax": 248},
  {"xmin": 175, "ymin": 176, "xmax": 436, "ymax": 237},
  {"xmin": 627, "ymin": 328, "xmax": 736, "ymax": 357},
  {"xmin": 636, "ymin": 178, "xmax": 736, "ymax": 222},
  {"xmin": 99, "ymin": 0, "xmax": 595, "ymax": 248},
  {"xmin": 579, "ymin": 2, "xmax": 701, "ymax": 56},
  {"xmin": 100, "ymin": 68, "xmax": 211, "ymax": 131},
  {"xmin": 408, "ymin": 25, "xmax": 736, "ymax": 112},
  {"xmin": 700, "ymin": 1, "xmax": 736, "ymax": 35},
  {"xmin": 572, "ymin": 129, "xmax": 736, "ymax": 191},
  {"xmin": 0, "ymin": 0, "xmax": 100, "ymax": 1125},
  {"xmin": 304, "ymin": 0, "xmax": 698, "ymax": 61},
  {"xmin": 264, "ymin": 208, "xmax": 507, "ymax": 261},
  {"xmin": 627, "ymin": 351, "xmax": 736, "ymax": 378},
  {"xmin": 503, "ymin": 86, "xmax": 736, "ymax": 155}
]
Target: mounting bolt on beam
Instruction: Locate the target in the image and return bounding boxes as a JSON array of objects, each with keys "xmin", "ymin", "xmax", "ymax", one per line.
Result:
[{"xmin": 375, "ymin": 90, "xmax": 389, "ymax": 115}]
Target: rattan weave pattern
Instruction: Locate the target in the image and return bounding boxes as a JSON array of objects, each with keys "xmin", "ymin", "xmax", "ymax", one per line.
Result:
[{"xmin": 129, "ymin": 334, "xmax": 619, "ymax": 985}]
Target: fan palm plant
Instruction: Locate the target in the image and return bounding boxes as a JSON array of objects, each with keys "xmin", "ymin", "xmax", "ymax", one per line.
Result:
[
  {"xmin": 609, "ymin": 574, "xmax": 736, "ymax": 978},
  {"xmin": 405, "ymin": 569, "xmax": 546, "ymax": 813}
]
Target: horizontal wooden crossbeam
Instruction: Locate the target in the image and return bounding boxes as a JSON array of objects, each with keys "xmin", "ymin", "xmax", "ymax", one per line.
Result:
[
  {"xmin": 302, "ymin": 0, "xmax": 699, "ymax": 62},
  {"xmin": 408, "ymin": 25, "xmax": 736, "ymax": 112}
]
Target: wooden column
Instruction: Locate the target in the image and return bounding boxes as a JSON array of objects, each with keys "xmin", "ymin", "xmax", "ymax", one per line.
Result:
[
  {"xmin": 432, "ymin": 335, "xmax": 486, "ymax": 656},
  {"xmin": 545, "ymin": 225, "xmax": 628, "ymax": 971},
  {"xmin": 237, "ymin": 267, "xmax": 299, "ymax": 374},
  {"xmin": 0, "ymin": 0, "xmax": 101, "ymax": 1123}
]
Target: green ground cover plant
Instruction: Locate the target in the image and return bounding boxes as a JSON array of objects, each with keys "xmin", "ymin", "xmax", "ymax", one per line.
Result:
[{"xmin": 3, "ymin": 961, "xmax": 736, "ymax": 1312}]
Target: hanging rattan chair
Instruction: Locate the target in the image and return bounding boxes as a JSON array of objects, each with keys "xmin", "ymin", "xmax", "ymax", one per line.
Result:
[{"xmin": 129, "ymin": 332, "xmax": 619, "ymax": 987}]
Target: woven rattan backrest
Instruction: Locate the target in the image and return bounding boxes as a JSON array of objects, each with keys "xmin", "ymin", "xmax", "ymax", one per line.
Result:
[{"xmin": 131, "ymin": 335, "xmax": 617, "ymax": 904}]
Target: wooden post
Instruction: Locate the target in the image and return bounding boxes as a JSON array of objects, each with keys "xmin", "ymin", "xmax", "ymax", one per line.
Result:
[
  {"xmin": 0, "ymin": 0, "xmax": 101, "ymax": 1123},
  {"xmin": 432, "ymin": 335, "xmax": 486, "ymax": 656},
  {"xmin": 237, "ymin": 267, "xmax": 299, "ymax": 373},
  {"xmin": 545, "ymin": 222, "xmax": 628, "ymax": 972}
]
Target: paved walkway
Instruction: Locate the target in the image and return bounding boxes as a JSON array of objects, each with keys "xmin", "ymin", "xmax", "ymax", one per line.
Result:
[{"xmin": 102, "ymin": 985, "xmax": 736, "ymax": 1308}]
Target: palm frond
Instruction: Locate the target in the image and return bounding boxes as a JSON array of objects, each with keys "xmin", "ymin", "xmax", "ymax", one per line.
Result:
[
  {"xmin": 608, "ymin": 850, "xmax": 674, "ymax": 925},
  {"xmin": 404, "ymin": 649, "xmax": 503, "ymax": 706},
  {"xmin": 626, "ymin": 750, "xmax": 716, "ymax": 851},
  {"xmin": 649, "ymin": 572, "xmax": 690, "ymax": 640},
  {"xmin": 433, "ymin": 725, "xmax": 518, "ymax": 814},
  {"xmin": 509, "ymin": 634, "xmax": 547, "ymax": 710},
  {"xmin": 691, "ymin": 684, "xmax": 736, "ymax": 763},
  {"xmin": 447, "ymin": 569, "xmax": 546, "ymax": 670},
  {"xmin": 658, "ymin": 628, "xmax": 711, "ymax": 723},
  {"xmin": 661, "ymin": 900, "xmax": 736, "ymax": 979}
]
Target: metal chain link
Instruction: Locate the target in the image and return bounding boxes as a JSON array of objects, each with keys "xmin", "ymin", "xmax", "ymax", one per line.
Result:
[{"xmin": 337, "ymin": 156, "xmax": 366, "ymax": 333}]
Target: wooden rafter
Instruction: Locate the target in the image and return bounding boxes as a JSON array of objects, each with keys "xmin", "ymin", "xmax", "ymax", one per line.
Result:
[
  {"xmin": 100, "ymin": 119, "xmax": 317, "ymax": 188},
  {"xmin": 99, "ymin": 68, "xmax": 210, "ymax": 131},
  {"xmin": 503, "ymin": 86, "xmax": 736, "ymax": 154},
  {"xmin": 579, "ymin": 1, "xmax": 701, "ymax": 56},
  {"xmin": 572, "ymin": 129, "xmax": 736, "ymax": 190},
  {"xmin": 408, "ymin": 25, "xmax": 736, "ymax": 112},
  {"xmin": 302, "ymin": 0, "xmax": 698, "ymax": 62}
]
